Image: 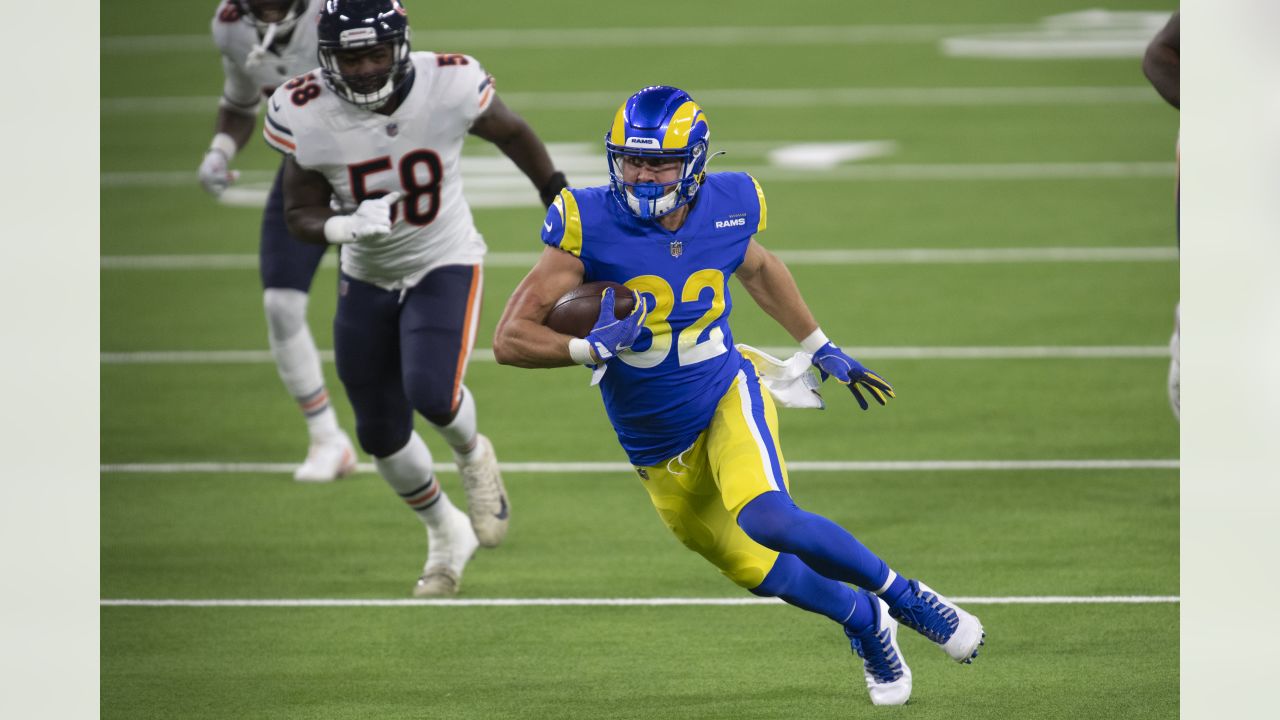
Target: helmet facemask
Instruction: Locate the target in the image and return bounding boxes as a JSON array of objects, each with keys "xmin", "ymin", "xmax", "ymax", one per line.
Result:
[
  {"xmin": 318, "ymin": 29, "xmax": 412, "ymax": 110},
  {"xmin": 607, "ymin": 142, "xmax": 707, "ymax": 220},
  {"xmin": 240, "ymin": 0, "xmax": 307, "ymax": 36}
]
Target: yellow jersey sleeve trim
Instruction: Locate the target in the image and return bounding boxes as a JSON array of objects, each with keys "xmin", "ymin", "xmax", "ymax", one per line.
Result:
[
  {"xmin": 750, "ymin": 175, "xmax": 767, "ymax": 233},
  {"xmin": 559, "ymin": 189, "xmax": 584, "ymax": 257}
]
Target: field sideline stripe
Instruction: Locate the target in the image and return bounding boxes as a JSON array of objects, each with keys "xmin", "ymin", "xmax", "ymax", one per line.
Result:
[
  {"xmin": 102, "ymin": 163, "xmax": 1176, "ymax": 188},
  {"xmin": 100, "ymin": 25, "xmax": 1041, "ymax": 53},
  {"xmin": 100, "ymin": 247, "xmax": 1177, "ymax": 270},
  {"xmin": 100, "ymin": 459, "xmax": 1178, "ymax": 474},
  {"xmin": 100, "ymin": 346, "xmax": 1170, "ymax": 365},
  {"xmin": 100, "ymin": 595, "xmax": 1178, "ymax": 608},
  {"xmin": 102, "ymin": 86, "xmax": 1159, "ymax": 114}
]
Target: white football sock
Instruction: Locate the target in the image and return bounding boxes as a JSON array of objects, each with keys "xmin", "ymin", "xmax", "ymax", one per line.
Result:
[
  {"xmin": 374, "ymin": 432, "xmax": 455, "ymax": 527},
  {"xmin": 264, "ymin": 288, "xmax": 339, "ymax": 440},
  {"xmin": 430, "ymin": 385, "xmax": 479, "ymax": 457}
]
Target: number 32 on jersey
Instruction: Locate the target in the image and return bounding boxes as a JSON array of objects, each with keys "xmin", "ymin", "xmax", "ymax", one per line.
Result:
[{"xmin": 623, "ymin": 270, "xmax": 727, "ymax": 369}]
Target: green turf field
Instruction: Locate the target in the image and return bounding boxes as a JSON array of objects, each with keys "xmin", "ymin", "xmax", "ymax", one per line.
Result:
[{"xmin": 101, "ymin": 1, "xmax": 1180, "ymax": 717}]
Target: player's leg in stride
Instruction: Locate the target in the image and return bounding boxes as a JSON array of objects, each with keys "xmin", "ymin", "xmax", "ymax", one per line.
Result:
[
  {"xmin": 639, "ymin": 447, "xmax": 912, "ymax": 705},
  {"xmin": 335, "ymin": 272, "xmax": 479, "ymax": 596},
  {"xmin": 752, "ymin": 554, "xmax": 913, "ymax": 705},
  {"xmin": 430, "ymin": 387, "xmax": 508, "ymax": 547},
  {"xmin": 737, "ymin": 490, "xmax": 985, "ymax": 664},
  {"xmin": 377, "ymin": 432, "xmax": 479, "ymax": 597},
  {"xmin": 260, "ymin": 168, "xmax": 356, "ymax": 482},
  {"xmin": 408, "ymin": 265, "xmax": 510, "ymax": 548},
  {"xmin": 636, "ymin": 368, "xmax": 912, "ymax": 706}
]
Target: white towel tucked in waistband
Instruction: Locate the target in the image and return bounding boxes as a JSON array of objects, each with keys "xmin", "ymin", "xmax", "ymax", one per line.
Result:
[{"xmin": 736, "ymin": 344, "xmax": 825, "ymax": 410}]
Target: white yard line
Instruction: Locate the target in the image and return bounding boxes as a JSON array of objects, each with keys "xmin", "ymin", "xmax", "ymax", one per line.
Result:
[
  {"xmin": 99, "ymin": 346, "xmax": 1170, "ymax": 366},
  {"xmin": 100, "ymin": 595, "xmax": 1178, "ymax": 608},
  {"xmin": 100, "ymin": 459, "xmax": 1177, "ymax": 475},
  {"xmin": 755, "ymin": 162, "xmax": 1176, "ymax": 181},
  {"xmin": 100, "ymin": 162, "xmax": 1176, "ymax": 189},
  {"xmin": 99, "ymin": 246, "xmax": 1178, "ymax": 271},
  {"xmin": 100, "ymin": 24, "xmax": 1036, "ymax": 54},
  {"xmin": 101, "ymin": 86, "xmax": 1159, "ymax": 115}
]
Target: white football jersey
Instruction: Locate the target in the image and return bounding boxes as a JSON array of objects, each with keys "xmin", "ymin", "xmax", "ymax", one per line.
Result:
[
  {"xmin": 265, "ymin": 52, "xmax": 496, "ymax": 289},
  {"xmin": 211, "ymin": 0, "xmax": 323, "ymax": 112}
]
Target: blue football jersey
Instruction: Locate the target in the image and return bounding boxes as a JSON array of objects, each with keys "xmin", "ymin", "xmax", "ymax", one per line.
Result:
[{"xmin": 541, "ymin": 172, "xmax": 769, "ymax": 466}]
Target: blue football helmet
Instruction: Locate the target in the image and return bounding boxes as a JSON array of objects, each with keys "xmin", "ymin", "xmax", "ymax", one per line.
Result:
[
  {"xmin": 317, "ymin": 0, "xmax": 412, "ymax": 110},
  {"xmin": 605, "ymin": 86, "xmax": 710, "ymax": 219},
  {"xmin": 235, "ymin": 0, "xmax": 310, "ymax": 35}
]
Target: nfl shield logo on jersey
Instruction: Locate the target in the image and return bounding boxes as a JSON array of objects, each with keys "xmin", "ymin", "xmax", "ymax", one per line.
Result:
[
  {"xmin": 386, "ymin": 122, "xmax": 399, "ymax": 137},
  {"xmin": 669, "ymin": 240, "xmax": 683, "ymax": 258},
  {"xmin": 635, "ymin": 467, "xmax": 649, "ymax": 481}
]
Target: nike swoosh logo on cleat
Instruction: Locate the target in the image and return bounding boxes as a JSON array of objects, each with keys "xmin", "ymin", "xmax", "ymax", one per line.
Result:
[{"xmin": 495, "ymin": 496, "xmax": 509, "ymax": 520}]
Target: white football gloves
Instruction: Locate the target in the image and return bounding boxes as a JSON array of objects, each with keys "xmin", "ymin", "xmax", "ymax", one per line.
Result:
[
  {"xmin": 323, "ymin": 192, "xmax": 403, "ymax": 244},
  {"xmin": 198, "ymin": 146, "xmax": 240, "ymax": 197}
]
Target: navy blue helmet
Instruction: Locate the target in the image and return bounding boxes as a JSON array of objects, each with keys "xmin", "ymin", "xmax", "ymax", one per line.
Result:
[
  {"xmin": 605, "ymin": 86, "xmax": 711, "ymax": 219},
  {"xmin": 316, "ymin": 0, "xmax": 412, "ymax": 109},
  {"xmin": 235, "ymin": 0, "xmax": 310, "ymax": 35}
]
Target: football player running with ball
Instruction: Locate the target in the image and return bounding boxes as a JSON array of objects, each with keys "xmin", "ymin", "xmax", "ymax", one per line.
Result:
[
  {"xmin": 200, "ymin": 0, "xmax": 359, "ymax": 483},
  {"xmin": 265, "ymin": 0, "xmax": 568, "ymax": 596},
  {"xmin": 493, "ymin": 86, "xmax": 984, "ymax": 705}
]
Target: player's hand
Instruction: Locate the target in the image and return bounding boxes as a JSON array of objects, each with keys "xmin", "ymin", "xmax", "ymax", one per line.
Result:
[
  {"xmin": 198, "ymin": 148, "xmax": 239, "ymax": 197},
  {"xmin": 324, "ymin": 192, "xmax": 402, "ymax": 244},
  {"xmin": 584, "ymin": 287, "xmax": 647, "ymax": 363},
  {"xmin": 811, "ymin": 342, "xmax": 895, "ymax": 410}
]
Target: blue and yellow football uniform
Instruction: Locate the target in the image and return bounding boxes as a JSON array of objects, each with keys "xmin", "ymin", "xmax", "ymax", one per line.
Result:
[{"xmin": 541, "ymin": 172, "xmax": 788, "ymax": 588}]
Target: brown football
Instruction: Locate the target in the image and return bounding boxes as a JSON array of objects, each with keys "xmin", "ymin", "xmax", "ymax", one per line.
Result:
[{"xmin": 545, "ymin": 280, "xmax": 636, "ymax": 338}]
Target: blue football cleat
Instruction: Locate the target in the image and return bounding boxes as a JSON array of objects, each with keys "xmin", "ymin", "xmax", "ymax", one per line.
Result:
[
  {"xmin": 889, "ymin": 580, "xmax": 986, "ymax": 663},
  {"xmin": 847, "ymin": 596, "xmax": 912, "ymax": 705}
]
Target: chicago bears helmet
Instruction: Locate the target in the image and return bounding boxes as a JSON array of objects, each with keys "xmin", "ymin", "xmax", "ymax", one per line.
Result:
[
  {"xmin": 235, "ymin": 0, "xmax": 310, "ymax": 35},
  {"xmin": 316, "ymin": 0, "xmax": 412, "ymax": 110},
  {"xmin": 605, "ymin": 86, "xmax": 710, "ymax": 219}
]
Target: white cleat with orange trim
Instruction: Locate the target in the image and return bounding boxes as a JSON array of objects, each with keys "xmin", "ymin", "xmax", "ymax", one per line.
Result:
[
  {"xmin": 293, "ymin": 431, "xmax": 358, "ymax": 483},
  {"xmin": 414, "ymin": 502, "xmax": 480, "ymax": 597}
]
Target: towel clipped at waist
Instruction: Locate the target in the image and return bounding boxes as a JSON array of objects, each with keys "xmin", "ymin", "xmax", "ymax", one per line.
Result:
[{"xmin": 736, "ymin": 344, "xmax": 825, "ymax": 409}]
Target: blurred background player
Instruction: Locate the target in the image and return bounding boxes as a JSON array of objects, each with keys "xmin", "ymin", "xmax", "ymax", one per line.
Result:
[
  {"xmin": 265, "ymin": 0, "xmax": 568, "ymax": 595},
  {"xmin": 1143, "ymin": 11, "xmax": 1179, "ymax": 419},
  {"xmin": 199, "ymin": 0, "xmax": 358, "ymax": 482},
  {"xmin": 492, "ymin": 86, "xmax": 983, "ymax": 705}
]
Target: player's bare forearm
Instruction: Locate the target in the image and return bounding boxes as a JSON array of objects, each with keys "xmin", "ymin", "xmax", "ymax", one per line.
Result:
[
  {"xmin": 492, "ymin": 313, "xmax": 579, "ymax": 369},
  {"xmin": 493, "ymin": 248, "xmax": 585, "ymax": 368},
  {"xmin": 470, "ymin": 96, "xmax": 559, "ymax": 192},
  {"xmin": 214, "ymin": 105, "xmax": 257, "ymax": 151},
  {"xmin": 281, "ymin": 156, "xmax": 339, "ymax": 244},
  {"xmin": 735, "ymin": 240, "xmax": 819, "ymax": 343},
  {"xmin": 1143, "ymin": 12, "xmax": 1179, "ymax": 108}
]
